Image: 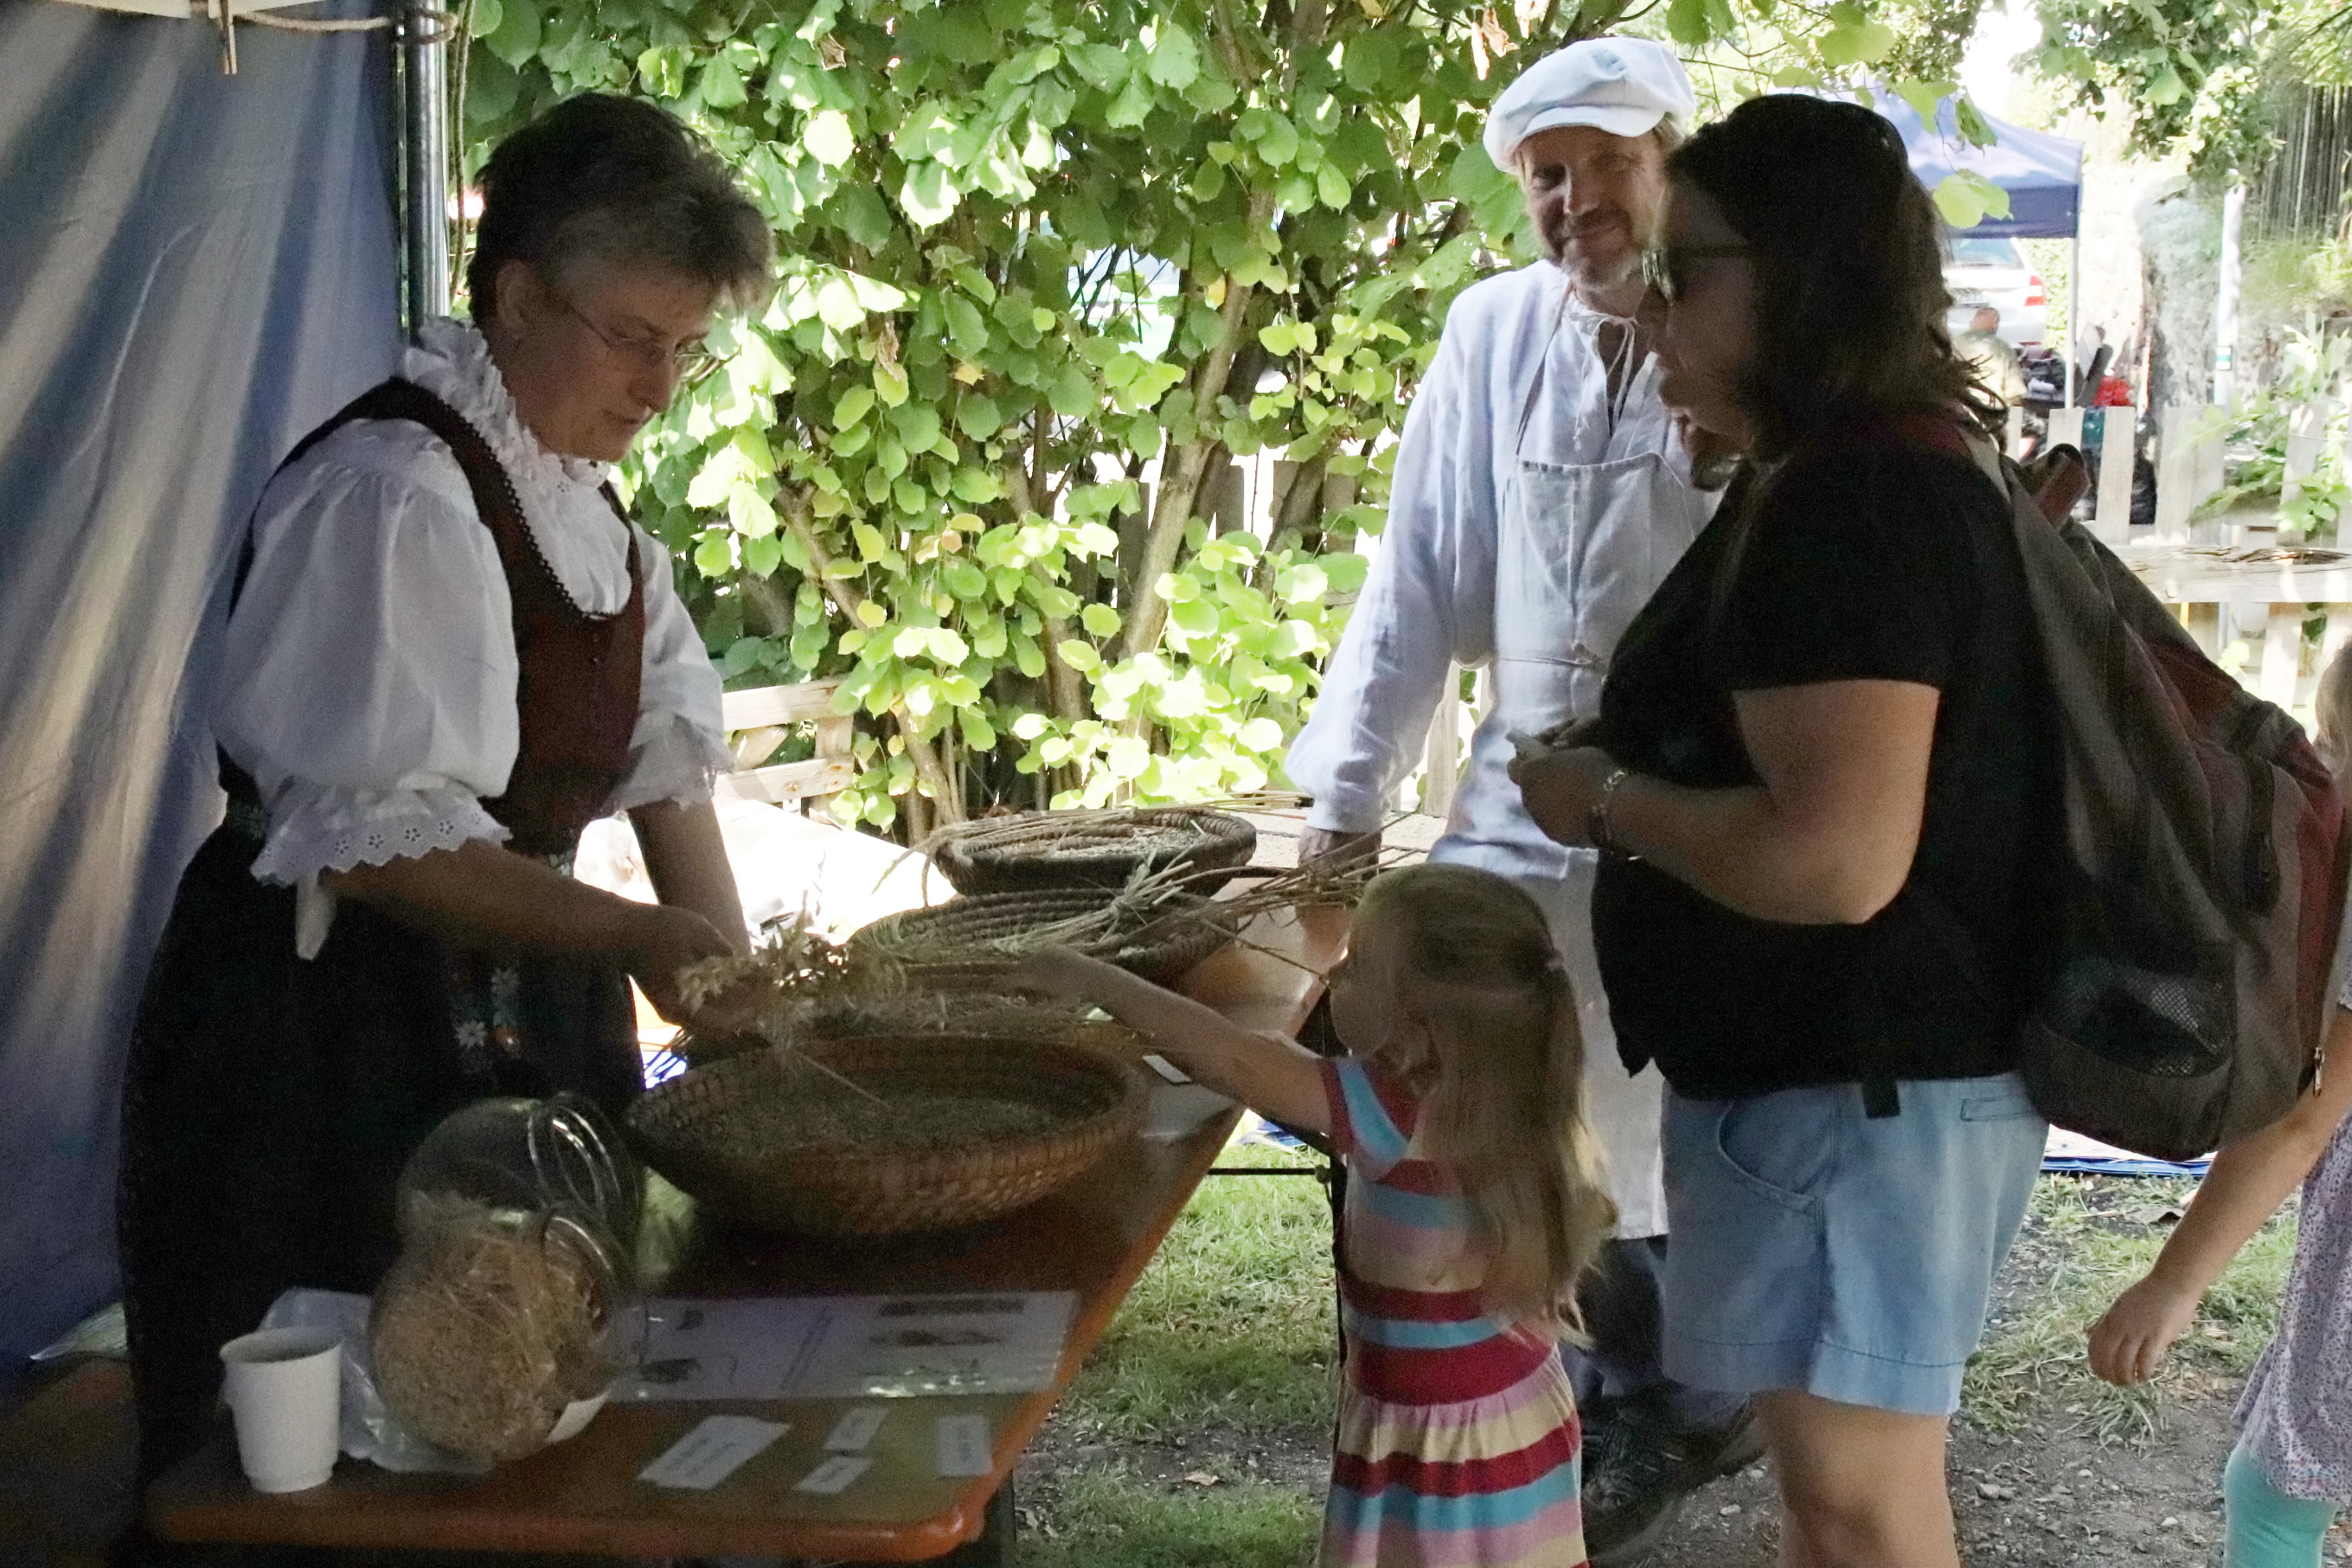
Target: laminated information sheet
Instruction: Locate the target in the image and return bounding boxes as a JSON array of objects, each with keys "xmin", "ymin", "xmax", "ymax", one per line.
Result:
[{"xmin": 614, "ymin": 1291, "xmax": 1079, "ymax": 1402}]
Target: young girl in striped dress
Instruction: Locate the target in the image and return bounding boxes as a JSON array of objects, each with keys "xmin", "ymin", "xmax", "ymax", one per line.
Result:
[{"xmin": 1017, "ymin": 862, "xmax": 1617, "ymax": 1567}]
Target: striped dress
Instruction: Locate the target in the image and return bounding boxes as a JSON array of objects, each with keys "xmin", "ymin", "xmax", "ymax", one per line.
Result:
[{"xmin": 1320, "ymin": 1057, "xmax": 1588, "ymax": 1568}]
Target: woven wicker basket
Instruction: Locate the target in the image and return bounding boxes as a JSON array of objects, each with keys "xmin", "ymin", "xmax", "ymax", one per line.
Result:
[
  {"xmin": 925, "ymin": 808, "xmax": 1259, "ymax": 896},
  {"xmin": 625, "ymin": 1037, "xmax": 1146, "ymax": 1235},
  {"xmin": 848, "ymin": 887, "xmax": 1237, "ymax": 988}
]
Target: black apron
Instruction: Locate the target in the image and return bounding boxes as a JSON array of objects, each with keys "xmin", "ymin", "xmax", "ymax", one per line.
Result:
[{"xmin": 119, "ymin": 381, "xmax": 648, "ymax": 1482}]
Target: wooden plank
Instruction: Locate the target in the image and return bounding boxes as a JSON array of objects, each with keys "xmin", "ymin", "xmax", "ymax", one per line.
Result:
[
  {"xmin": 2184, "ymin": 603, "xmax": 2224, "ymax": 662},
  {"xmin": 2093, "ymin": 407, "xmax": 2137, "ymax": 546},
  {"xmin": 2046, "ymin": 405, "xmax": 2086, "ymax": 459},
  {"xmin": 2153, "ymin": 403, "xmax": 2214, "ymax": 541},
  {"xmin": 2117, "ymin": 543, "xmax": 2352, "ymax": 605},
  {"xmin": 713, "ymin": 758, "xmax": 858, "ymax": 807},
  {"xmin": 721, "ymin": 680, "xmax": 846, "ymax": 732},
  {"xmin": 2285, "ymin": 400, "xmax": 2336, "ymax": 505},
  {"xmin": 149, "ymin": 907, "xmax": 1349, "ymax": 1559},
  {"xmin": 2261, "ymin": 603, "xmax": 2307, "ymax": 708},
  {"xmin": 729, "ymin": 725, "xmax": 788, "ymax": 771}
]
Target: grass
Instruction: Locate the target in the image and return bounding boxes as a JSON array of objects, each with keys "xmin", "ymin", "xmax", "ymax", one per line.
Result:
[
  {"xmin": 1960, "ymin": 1176, "xmax": 2297, "ymax": 1445},
  {"xmin": 1022, "ymin": 1473, "xmax": 1321, "ymax": 1568},
  {"xmin": 1032, "ymin": 1165, "xmax": 2302, "ymax": 1564},
  {"xmin": 1054, "ymin": 1139, "xmax": 1338, "ymax": 1443}
]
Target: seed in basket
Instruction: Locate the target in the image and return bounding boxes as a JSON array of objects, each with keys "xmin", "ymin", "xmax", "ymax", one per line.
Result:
[{"xmin": 698, "ymin": 1085, "xmax": 1063, "ymax": 1156}]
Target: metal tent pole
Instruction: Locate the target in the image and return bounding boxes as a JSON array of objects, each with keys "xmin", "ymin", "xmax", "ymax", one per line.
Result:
[
  {"xmin": 2067, "ymin": 234, "xmax": 2081, "ymax": 406},
  {"xmin": 401, "ymin": 0, "xmax": 449, "ymax": 339}
]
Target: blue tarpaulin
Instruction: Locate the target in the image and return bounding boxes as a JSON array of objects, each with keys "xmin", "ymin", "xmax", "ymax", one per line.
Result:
[
  {"xmin": 0, "ymin": 0, "xmax": 401, "ymax": 1396},
  {"xmin": 1874, "ymin": 93, "xmax": 2086, "ymax": 240}
]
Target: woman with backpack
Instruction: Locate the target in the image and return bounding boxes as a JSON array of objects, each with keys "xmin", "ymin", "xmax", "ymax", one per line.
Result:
[
  {"xmin": 2085, "ymin": 646, "xmax": 2352, "ymax": 1568},
  {"xmin": 1511, "ymin": 93, "xmax": 2061, "ymax": 1566}
]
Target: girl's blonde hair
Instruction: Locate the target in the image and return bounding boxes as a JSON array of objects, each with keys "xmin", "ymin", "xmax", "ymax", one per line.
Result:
[
  {"xmin": 1353, "ymin": 864, "xmax": 1618, "ymax": 1329},
  {"xmin": 2318, "ymin": 642, "xmax": 2352, "ymax": 784}
]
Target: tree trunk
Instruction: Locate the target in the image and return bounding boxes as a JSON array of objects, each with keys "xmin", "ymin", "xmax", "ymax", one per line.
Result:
[{"xmin": 1118, "ymin": 263, "xmax": 1262, "ymax": 659}]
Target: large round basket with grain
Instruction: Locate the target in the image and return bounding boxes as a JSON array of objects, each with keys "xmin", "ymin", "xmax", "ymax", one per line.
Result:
[
  {"xmin": 923, "ymin": 807, "xmax": 1259, "ymax": 897},
  {"xmin": 624, "ymin": 1036, "xmax": 1148, "ymax": 1235},
  {"xmin": 848, "ymin": 886, "xmax": 1238, "ymax": 989}
]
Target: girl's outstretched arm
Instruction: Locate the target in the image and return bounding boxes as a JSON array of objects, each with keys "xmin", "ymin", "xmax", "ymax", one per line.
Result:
[
  {"xmin": 1011, "ymin": 946, "xmax": 1331, "ymax": 1135},
  {"xmin": 2088, "ymin": 1006, "xmax": 2352, "ymax": 1386}
]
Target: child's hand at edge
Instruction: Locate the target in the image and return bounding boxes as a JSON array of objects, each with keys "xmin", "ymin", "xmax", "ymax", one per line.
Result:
[
  {"xmin": 2087, "ymin": 1274, "xmax": 2201, "ymax": 1386},
  {"xmin": 1008, "ymin": 944, "xmax": 1123, "ymax": 1002}
]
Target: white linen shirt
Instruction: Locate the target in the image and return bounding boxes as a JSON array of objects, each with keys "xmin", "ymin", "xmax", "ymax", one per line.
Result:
[
  {"xmin": 1286, "ymin": 261, "xmax": 1690, "ymax": 842},
  {"xmin": 217, "ymin": 317, "xmax": 729, "ymax": 947}
]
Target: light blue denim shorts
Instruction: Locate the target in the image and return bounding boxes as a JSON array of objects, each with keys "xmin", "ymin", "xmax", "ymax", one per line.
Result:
[{"xmin": 1660, "ymin": 1072, "xmax": 2047, "ymax": 1418}]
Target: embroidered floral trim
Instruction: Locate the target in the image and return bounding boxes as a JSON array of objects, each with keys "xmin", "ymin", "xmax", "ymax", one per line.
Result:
[
  {"xmin": 606, "ymin": 713, "xmax": 731, "ymax": 815},
  {"xmin": 249, "ymin": 781, "xmax": 511, "ymax": 886}
]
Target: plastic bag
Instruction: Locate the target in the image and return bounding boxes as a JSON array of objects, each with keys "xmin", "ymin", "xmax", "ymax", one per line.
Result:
[{"xmin": 257, "ymin": 1289, "xmax": 489, "ymax": 1475}]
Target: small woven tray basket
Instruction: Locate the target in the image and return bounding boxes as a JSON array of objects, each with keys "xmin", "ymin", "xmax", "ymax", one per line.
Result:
[
  {"xmin": 625, "ymin": 1036, "xmax": 1146, "ymax": 1235},
  {"xmin": 849, "ymin": 887, "xmax": 1237, "ymax": 989},
  {"xmin": 926, "ymin": 808, "xmax": 1259, "ymax": 896}
]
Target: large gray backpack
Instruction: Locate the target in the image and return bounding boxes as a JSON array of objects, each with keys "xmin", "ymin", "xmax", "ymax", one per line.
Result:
[{"xmin": 1959, "ymin": 431, "xmax": 2351, "ymax": 1161}]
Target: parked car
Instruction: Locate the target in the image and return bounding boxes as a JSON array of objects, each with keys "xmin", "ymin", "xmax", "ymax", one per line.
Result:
[{"xmin": 1944, "ymin": 234, "xmax": 2048, "ymax": 346}]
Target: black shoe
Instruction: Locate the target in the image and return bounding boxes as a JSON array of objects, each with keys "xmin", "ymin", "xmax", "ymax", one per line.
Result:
[{"xmin": 1582, "ymin": 1400, "xmax": 1763, "ymax": 1566}]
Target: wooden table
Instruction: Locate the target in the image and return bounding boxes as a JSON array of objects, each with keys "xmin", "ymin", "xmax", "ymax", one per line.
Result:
[{"xmin": 149, "ymin": 904, "xmax": 1347, "ymax": 1561}]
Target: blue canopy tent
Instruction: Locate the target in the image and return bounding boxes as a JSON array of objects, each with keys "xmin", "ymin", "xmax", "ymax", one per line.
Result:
[
  {"xmin": 1874, "ymin": 92, "xmax": 2086, "ymax": 240},
  {"xmin": 0, "ymin": 0, "xmax": 407, "ymax": 1401},
  {"xmin": 1868, "ymin": 90, "xmax": 2091, "ymax": 402}
]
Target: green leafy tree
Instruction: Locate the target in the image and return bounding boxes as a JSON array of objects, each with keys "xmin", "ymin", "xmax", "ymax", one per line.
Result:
[
  {"xmin": 2032, "ymin": 0, "xmax": 2291, "ymax": 175},
  {"xmin": 457, "ymin": 0, "xmax": 1991, "ymax": 839}
]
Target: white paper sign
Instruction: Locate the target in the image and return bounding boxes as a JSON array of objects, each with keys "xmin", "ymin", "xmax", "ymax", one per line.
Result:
[
  {"xmin": 636, "ymin": 1415, "xmax": 789, "ymax": 1490},
  {"xmin": 793, "ymin": 1454, "xmax": 875, "ymax": 1495},
  {"xmin": 616, "ymin": 1292, "xmax": 1078, "ymax": 1403},
  {"xmin": 824, "ymin": 1405, "xmax": 889, "ymax": 1452},
  {"xmin": 932, "ymin": 1412, "xmax": 993, "ymax": 1478}
]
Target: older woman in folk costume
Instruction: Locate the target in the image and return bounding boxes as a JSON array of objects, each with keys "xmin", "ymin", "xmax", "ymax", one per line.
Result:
[
  {"xmin": 1284, "ymin": 37, "xmax": 1753, "ymax": 1561},
  {"xmin": 119, "ymin": 95, "xmax": 766, "ymax": 1483}
]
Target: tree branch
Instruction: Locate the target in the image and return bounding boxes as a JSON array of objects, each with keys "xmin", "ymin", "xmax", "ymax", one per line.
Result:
[{"xmin": 1117, "ymin": 248, "xmax": 1262, "ymax": 660}]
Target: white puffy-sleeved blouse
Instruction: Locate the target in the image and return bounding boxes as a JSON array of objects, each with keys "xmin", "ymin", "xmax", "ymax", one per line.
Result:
[{"xmin": 216, "ymin": 317, "xmax": 731, "ymax": 955}]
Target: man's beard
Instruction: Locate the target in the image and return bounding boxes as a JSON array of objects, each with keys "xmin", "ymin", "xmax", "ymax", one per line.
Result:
[
  {"xmin": 1544, "ymin": 217, "xmax": 1647, "ymax": 292},
  {"xmin": 1558, "ymin": 245, "xmax": 1644, "ymax": 292}
]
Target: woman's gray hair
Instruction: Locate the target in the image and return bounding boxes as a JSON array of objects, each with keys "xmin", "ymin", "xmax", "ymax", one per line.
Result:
[{"xmin": 467, "ymin": 94, "xmax": 774, "ymax": 324}]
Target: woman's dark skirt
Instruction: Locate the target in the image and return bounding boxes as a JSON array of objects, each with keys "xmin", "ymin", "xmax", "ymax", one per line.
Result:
[{"xmin": 117, "ymin": 822, "xmax": 638, "ymax": 1484}]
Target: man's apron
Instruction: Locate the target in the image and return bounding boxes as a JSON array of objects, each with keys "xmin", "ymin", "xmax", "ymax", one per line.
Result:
[{"xmin": 1431, "ymin": 309, "xmax": 1713, "ymax": 1238}]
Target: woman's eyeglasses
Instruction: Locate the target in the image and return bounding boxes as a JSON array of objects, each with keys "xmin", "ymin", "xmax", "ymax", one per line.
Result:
[
  {"xmin": 559, "ymin": 293, "xmax": 724, "ymax": 386},
  {"xmin": 1643, "ymin": 244, "xmax": 1758, "ymax": 303}
]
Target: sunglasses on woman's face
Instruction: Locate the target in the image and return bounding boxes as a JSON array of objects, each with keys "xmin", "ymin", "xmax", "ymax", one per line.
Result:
[{"xmin": 1644, "ymin": 244, "xmax": 1758, "ymax": 303}]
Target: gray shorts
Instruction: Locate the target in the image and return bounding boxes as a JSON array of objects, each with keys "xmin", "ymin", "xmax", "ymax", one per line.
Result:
[{"xmin": 1660, "ymin": 1072, "xmax": 2047, "ymax": 1418}]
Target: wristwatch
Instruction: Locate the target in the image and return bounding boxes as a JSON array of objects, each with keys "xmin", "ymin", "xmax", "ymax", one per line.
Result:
[{"xmin": 1587, "ymin": 767, "xmax": 1633, "ymax": 856}]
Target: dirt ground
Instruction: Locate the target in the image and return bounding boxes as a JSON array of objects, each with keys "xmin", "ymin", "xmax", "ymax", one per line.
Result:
[{"xmin": 1019, "ymin": 1178, "xmax": 2352, "ymax": 1568}]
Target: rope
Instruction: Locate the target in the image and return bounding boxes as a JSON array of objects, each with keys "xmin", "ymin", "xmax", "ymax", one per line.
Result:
[
  {"xmin": 180, "ymin": 1, "xmax": 455, "ymax": 32},
  {"xmin": 234, "ymin": 9, "xmax": 394, "ymax": 28}
]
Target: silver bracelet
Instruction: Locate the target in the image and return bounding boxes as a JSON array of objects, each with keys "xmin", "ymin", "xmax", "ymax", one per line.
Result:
[{"xmin": 1587, "ymin": 766, "xmax": 1633, "ymax": 856}]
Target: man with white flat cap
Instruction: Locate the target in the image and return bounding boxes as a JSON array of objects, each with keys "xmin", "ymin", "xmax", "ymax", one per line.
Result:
[{"xmin": 1286, "ymin": 35, "xmax": 1753, "ymax": 1563}]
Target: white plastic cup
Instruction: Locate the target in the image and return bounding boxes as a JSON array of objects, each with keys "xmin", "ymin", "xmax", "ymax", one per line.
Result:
[{"xmin": 218, "ymin": 1327, "xmax": 341, "ymax": 1493}]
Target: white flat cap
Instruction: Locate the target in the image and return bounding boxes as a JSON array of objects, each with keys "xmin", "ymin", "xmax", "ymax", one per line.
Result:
[{"xmin": 1484, "ymin": 37, "xmax": 1698, "ymax": 169}]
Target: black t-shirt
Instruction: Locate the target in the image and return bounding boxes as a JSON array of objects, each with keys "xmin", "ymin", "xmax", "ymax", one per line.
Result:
[{"xmin": 1592, "ymin": 433, "xmax": 2059, "ymax": 1101}]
